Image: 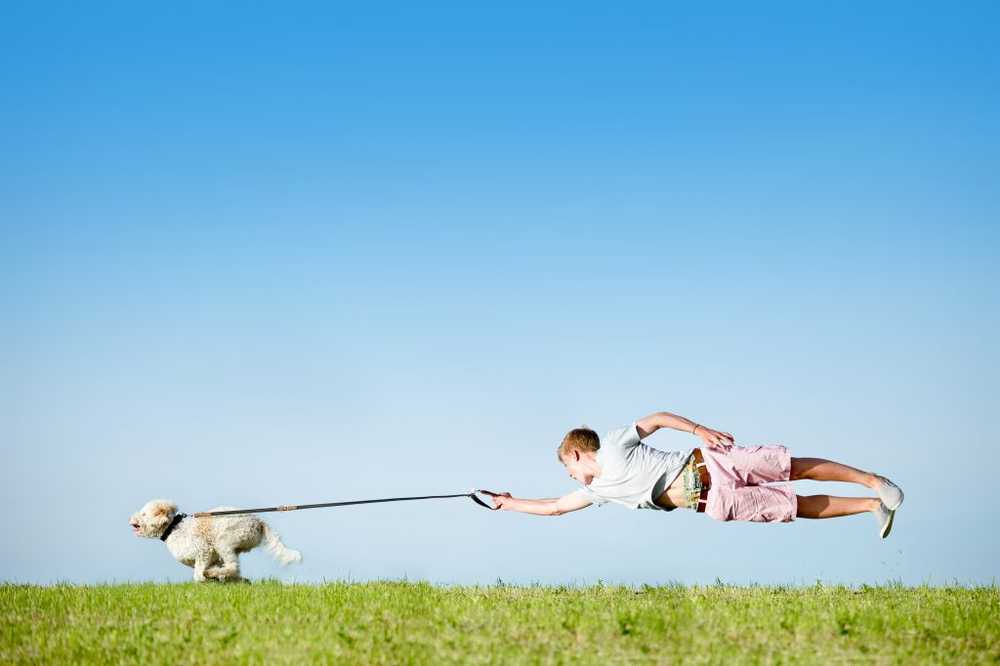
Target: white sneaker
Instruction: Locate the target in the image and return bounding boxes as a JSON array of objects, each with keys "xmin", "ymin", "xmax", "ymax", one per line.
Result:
[
  {"xmin": 873, "ymin": 475, "xmax": 904, "ymax": 511},
  {"xmin": 873, "ymin": 500, "xmax": 895, "ymax": 539}
]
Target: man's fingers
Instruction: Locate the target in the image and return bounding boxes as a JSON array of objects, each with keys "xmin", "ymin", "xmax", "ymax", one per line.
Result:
[{"xmin": 711, "ymin": 437, "xmax": 732, "ymax": 451}]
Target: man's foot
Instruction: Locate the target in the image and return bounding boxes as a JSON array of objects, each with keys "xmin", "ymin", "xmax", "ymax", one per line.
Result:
[
  {"xmin": 873, "ymin": 500, "xmax": 895, "ymax": 539},
  {"xmin": 873, "ymin": 475, "xmax": 904, "ymax": 511}
]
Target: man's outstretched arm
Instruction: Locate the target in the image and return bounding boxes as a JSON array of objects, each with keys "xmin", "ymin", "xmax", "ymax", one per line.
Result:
[{"xmin": 490, "ymin": 491, "xmax": 592, "ymax": 516}]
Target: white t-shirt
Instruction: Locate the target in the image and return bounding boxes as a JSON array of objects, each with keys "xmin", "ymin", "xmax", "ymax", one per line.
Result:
[{"xmin": 571, "ymin": 422, "xmax": 694, "ymax": 510}]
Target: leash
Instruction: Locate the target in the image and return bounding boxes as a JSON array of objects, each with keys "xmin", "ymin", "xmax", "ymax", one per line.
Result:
[{"xmin": 191, "ymin": 489, "xmax": 503, "ymax": 517}]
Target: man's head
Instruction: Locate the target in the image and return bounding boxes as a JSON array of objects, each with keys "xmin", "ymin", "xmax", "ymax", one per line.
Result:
[{"xmin": 557, "ymin": 427, "xmax": 601, "ymax": 485}]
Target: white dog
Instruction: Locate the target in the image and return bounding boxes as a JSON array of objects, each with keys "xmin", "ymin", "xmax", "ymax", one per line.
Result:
[{"xmin": 129, "ymin": 499, "xmax": 302, "ymax": 582}]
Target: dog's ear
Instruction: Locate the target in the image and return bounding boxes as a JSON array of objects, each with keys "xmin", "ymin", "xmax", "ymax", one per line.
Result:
[{"xmin": 148, "ymin": 500, "xmax": 177, "ymax": 530}]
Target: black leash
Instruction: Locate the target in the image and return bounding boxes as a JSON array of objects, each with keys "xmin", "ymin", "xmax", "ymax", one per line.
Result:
[{"xmin": 191, "ymin": 490, "xmax": 502, "ymax": 517}]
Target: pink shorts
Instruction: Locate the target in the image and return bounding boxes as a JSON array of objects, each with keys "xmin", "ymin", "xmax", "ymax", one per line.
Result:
[{"xmin": 699, "ymin": 444, "xmax": 797, "ymax": 523}]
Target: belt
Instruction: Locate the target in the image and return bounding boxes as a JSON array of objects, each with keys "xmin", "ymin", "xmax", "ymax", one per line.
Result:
[
  {"xmin": 693, "ymin": 448, "xmax": 711, "ymax": 486},
  {"xmin": 693, "ymin": 448, "xmax": 711, "ymax": 513},
  {"xmin": 695, "ymin": 487, "xmax": 710, "ymax": 513}
]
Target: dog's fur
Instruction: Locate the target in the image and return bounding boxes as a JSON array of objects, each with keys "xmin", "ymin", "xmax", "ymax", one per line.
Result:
[{"xmin": 129, "ymin": 499, "xmax": 302, "ymax": 582}]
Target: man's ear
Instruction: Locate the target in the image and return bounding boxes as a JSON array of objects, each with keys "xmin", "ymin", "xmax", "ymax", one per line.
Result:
[{"xmin": 573, "ymin": 450, "xmax": 581, "ymax": 462}]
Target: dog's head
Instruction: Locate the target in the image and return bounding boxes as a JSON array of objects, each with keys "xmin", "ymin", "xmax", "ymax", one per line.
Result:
[{"xmin": 129, "ymin": 499, "xmax": 178, "ymax": 538}]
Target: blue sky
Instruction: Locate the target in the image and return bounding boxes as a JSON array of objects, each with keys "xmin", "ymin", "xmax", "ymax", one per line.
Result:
[{"xmin": 2, "ymin": 1, "xmax": 997, "ymax": 586}]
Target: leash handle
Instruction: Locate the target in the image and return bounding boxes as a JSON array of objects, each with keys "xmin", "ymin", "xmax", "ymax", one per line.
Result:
[{"xmin": 471, "ymin": 489, "xmax": 506, "ymax": 511}]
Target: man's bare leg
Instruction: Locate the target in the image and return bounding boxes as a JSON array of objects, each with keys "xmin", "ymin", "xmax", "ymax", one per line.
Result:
[
  {"xmin": 796, "ymin": 495, "xmax": 878, "ymax": 518},
  {"xmin": 790, "ymin": 457, "xmax": 878, "ymax": 489}
]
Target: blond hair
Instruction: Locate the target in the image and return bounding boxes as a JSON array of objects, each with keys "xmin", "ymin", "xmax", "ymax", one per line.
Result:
[{"xmin": 557, "ymin": 426, "xmax": 600, "ymax": 462}]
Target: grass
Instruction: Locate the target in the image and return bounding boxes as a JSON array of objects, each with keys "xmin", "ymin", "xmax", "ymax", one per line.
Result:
[{"xmin": 2, "ymin": 580, "xmax": 997, "ymax": 664}]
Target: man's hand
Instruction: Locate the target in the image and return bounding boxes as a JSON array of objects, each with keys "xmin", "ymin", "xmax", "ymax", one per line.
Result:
[
  {"xmin": 696, "ymin": 425, "xmax": 735, "ymax": 451},
  {"xmin": 484, "ymin": 490, "xmax": 513, "ymax": 510}
]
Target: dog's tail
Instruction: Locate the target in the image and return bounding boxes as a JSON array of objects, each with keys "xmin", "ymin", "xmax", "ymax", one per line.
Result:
[{"xmin": 261, "ymin": 522, "xmax": 303, "ymax": 566}]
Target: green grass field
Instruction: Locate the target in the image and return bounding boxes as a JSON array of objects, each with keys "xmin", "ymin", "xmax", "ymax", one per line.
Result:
[{"xmin": 2, "ymin": 581, "xmax": 997, "ymax": 664}]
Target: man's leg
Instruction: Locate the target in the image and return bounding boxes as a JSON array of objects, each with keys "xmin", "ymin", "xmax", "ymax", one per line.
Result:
[
  {"xmin": 790, "ymin": 458, "xmax": 877, "ymax": 489},
  {"xmin": 796, "ymin": 495, "xmax": 878, "ymax": 518}
]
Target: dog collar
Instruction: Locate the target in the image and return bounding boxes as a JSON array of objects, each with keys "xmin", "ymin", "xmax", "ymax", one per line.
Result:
[{"xmin": 160, "ymin": 513, "xmax": 187, "ymax": 541}]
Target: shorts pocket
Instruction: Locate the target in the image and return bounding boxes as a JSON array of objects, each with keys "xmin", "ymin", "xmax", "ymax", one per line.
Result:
[{"xmin": 748, "ymin": 486, "xmax": 795, "ymax": 523}]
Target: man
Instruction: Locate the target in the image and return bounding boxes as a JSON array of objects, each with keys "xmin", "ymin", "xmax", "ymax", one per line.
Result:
[{"xmin": 488, "ymin": 411, "xmax": 904, "ymax": 538}]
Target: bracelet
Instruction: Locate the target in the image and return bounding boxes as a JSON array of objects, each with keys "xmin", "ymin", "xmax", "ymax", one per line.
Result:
[{"xmin": 692, "ymin": 423, "xmax": 700, "ymax": 435}]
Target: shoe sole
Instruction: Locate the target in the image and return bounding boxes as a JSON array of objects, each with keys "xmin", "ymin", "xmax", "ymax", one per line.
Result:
[{"xmin": 880, "ymin": 509, "xmax": 895, "ymax": 539}]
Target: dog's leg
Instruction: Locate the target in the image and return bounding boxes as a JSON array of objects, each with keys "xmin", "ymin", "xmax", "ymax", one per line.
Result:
[
  {"xmin": 193, "ymin": 557, "xmax": 212, "ymax": 582},
  {"xmin": 211, "ymin": 546, "xmax": 242, "ymax": 582},
  {"xmin": 203, "ymin": 565, "xmax": 227, "ymax": 580}
]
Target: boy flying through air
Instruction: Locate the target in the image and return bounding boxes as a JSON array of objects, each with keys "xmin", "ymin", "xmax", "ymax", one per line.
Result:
[{"xmin": 489, "ymin": 411, "xmax": 904, "ymax": 538}]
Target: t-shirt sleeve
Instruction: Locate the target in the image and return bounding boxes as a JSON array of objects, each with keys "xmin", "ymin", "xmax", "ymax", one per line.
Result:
[
  {"xmin": 603, "ymin": 422, "xmax": 643, "ymax": 452},
  {"xmin": 571, "ymin": 486, "xmax": 608, "ymax": 507}
]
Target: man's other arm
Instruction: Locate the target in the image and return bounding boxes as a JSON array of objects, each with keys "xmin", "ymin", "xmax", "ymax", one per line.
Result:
[
  {"xmin": 635, "ymin": 411, "xmax": 702, "ymax": 439},
  {"xmin": 635, "ymin": 411, "xmax": 736, "ymax": 449}
]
